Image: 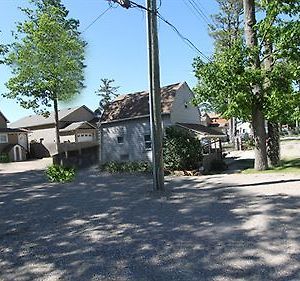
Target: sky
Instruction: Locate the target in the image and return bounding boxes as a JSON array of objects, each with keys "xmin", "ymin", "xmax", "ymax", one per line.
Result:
[{"xmin": 0, "ymin": 0, "xmax": 218, "ymax": 123}]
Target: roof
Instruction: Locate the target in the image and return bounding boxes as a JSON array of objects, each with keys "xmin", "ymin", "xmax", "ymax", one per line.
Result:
[
  {"xmin": 60, "ymin": 121, "xmax": 96, "ymax": 132},
  {"xmin": 1, "ymin": 143, "xmax": 26, "ymax": 153},
  {"xmin": 9, "ymin": 106, "xmax": 94, "ymax": 129},
  {"xmin": 100, "ymin": 82, "xmax": 184, "ymax": 123},
  {"xmin": 0, "ymin": 128, "xmax": 28, "ymax": 133},
  {"xmin": 177, "ymin": 123, "xmax": 226, "ymax": 138},
  {"xmin": 0, "ymin": 111, "xmax": 9, "ymax": 123}
]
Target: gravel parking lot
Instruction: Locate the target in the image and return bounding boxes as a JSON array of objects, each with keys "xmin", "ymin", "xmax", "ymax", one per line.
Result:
[{"xmin": 1, "ymin": 165, "xmax": 300, "ymax": 281}]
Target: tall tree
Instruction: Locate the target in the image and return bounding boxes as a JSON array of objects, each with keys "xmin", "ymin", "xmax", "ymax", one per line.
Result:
[
  {"xmin": 194, "ymin": 0, "xmax": 299, "ymax": 170},
  {"xmin": 3, "ymin": 0, "xmax": 86, "ymax": 152},
  {"xmin": 243, "ymin": 0, "xmax": 268, "ymax": 170},
  {"xmin": 95, "ymin": 78, "xmax": 119, "ymax": 116},
  {"xmin": 209, "ymin": 0, "xmax": 244, "ymax": 144},
  {"xmin": 209, "ymin": 0, "xmax": 243, "ymax": 51}
]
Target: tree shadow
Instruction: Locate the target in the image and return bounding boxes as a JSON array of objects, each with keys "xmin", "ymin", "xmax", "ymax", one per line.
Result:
[{"xmin": 0, "ymin": 170, "xmax": 300, "ymax": 280}]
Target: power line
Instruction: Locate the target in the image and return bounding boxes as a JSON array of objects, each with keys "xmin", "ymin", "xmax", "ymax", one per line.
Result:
[
  {"xmin": 185, "ymin": 0, "xmax": 211, "ymax": 25},
  {"xmin": 82, "ymin": 6, "xmax": 112, "ymax": 34},
  {"xmin": 157, "ymin": 12, "xmax": 211, "ymax": 62},
  {"xmin": 128, "ymin": 1, "xmax": 211, "ymax": 61}
]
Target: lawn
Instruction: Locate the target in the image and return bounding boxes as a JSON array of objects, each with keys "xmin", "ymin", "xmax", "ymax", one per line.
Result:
[{"xmin": 243, "ymin": 158, "xmax": 300, "ymax": 174}]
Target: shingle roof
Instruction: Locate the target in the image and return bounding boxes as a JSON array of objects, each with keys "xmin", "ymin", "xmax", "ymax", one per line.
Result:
[
  {"xmin": 0, "ymin": 128, "xmax": 27, "ymax": 133},
  {"xmin": 9, "ymin": 106, "xmax": 93, "ymax": 129},
  {"xmin": 60, "ymin": 121, "xmax": 96, "ymax": 132},
  {"xmin": 100, "ymin": 82, "xmax": 184, "ymax": 123},
  {"xmin": 177, "ymin": 123, "xmax": 226, "ymax": 138}
]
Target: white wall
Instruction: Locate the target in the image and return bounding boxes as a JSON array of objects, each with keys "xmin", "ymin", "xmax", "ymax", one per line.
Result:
[{"xmin": 170, "ymin": 83, "xmax": 201, "ymax": 125}]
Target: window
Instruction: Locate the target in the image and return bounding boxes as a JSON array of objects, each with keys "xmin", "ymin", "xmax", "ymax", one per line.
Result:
[
  {"xmin": 0, "ymin": 134, "xmax": 8, "ymax": 143},
  {"xmin": 117, "ymin": 136, "xmax": 124, "ymax": 144},
  {"xmin": 144, "ymin": 134, "xmax": 152, "ymax": 150}
]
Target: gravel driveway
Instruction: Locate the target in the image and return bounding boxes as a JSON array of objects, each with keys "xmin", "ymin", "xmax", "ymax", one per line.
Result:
[{"xmin": 0, "ymin": 168, "xmax": 300, "ymax": 281}]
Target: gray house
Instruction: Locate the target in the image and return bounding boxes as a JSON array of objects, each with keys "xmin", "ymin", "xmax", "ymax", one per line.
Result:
[
  {"xmin": 99, "ymin": 82, "xmax": 224, "ymax": 163},
  {"xmin": 0, "ymin": 111, "xmax": 28, "ymax": 162},
  {"xmin": 9, "ymin": 106, "xmax": 97, "ymax": 157}
]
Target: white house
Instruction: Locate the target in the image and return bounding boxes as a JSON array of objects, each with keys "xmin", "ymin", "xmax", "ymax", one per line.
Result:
[{"xmin": 99, "ymin": 82, "xmax": 225, "ymax": 163}]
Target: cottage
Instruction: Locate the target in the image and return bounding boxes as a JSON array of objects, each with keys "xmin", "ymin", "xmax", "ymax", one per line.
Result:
[
  {"xmin": 99, "ymin": 82, "xmax": 225, "ymax": 163},
  {"xmin": 9, "ymin": 106, "xmax": 97, "ymax": 158},
  {"xmin": 0, "ymin": 111, "xmax": 28, "ymax": 162}
]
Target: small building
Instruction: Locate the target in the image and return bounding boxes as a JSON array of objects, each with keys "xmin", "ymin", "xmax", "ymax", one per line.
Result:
[
  {"xmin": 99, "ymin": 82, "xmax": 225, "ymax": 163},
  {"xmin": 0, "ymin": 111, "xmax": 28, "ymax": 162},
  {"xmin": 9, "ymin": 106, "xmax": 97, "ymax": 158}
]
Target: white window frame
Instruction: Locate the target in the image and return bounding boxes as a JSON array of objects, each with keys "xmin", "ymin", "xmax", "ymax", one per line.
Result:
[{"xmin": 0, "ymin": 133, "xmax": 8, "ymax": 144}]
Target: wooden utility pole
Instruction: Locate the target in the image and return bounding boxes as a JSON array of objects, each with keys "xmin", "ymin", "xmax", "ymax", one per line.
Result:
[
  {"xmin": 108, "ymin": 0, "xmax": 164, "ymax": 190},
  {"xmin": 146, "ymin": 0, "xmax": 164, "ymax": 191}
]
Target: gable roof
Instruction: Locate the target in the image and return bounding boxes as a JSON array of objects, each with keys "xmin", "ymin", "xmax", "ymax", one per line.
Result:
[
  {"xmin": 0, "ymin": 111, "xmax": 9, "ymax": 123},
  {"xmin": 9, "ymin": 105, "xmax": 94, "ymax": 129},
  {"xmin": 100, "ymin": 82, "xmax": 184, "ymax": 123},
  {"xmin": 60, "ymin": 121, "xmax": 96, "ymax": 133},
  {"xmin": 0, "ymin": 128, "xmax": 28, "ymax": 133}
]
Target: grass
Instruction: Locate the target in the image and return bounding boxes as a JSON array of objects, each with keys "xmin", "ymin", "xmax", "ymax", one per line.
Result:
[{"xmin": 242, "ymin": 158, "xmax": 300, "ymax": 174}]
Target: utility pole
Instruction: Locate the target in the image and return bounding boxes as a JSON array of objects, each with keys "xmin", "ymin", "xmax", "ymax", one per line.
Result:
[
  {"xmin": 107, "ymin": 0, "xmax": 164, "ymax": 191},
  {"xmin": 146, "ymin": 0, "xmax": 164, "ymax": 191}
]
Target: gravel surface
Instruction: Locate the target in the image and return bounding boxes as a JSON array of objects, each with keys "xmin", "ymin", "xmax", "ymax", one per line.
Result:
[{"xmin": 1, "ymin": 166, "xmax": 300, "ymax": 281}]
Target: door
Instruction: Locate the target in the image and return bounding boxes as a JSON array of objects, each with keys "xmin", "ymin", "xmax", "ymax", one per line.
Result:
[{"xmin": 14, "ymin": 146, "xmax": 22, "ymax": 161}]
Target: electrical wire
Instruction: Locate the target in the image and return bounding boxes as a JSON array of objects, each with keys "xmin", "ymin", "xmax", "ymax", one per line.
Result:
[
  {"xmin": 129, "ymin": 1, "xmax": 211, "ymax": 61},
  {"xmin": 185, "ymin": 0, "xmax": 211, "ymax": 25},
  {"xmin": 82, "ymin": 6, "xmax": 112, "ymax": 34},
  {"xmin": 156, "ymin": 11, "xmax": 211, "ymax": 62}
]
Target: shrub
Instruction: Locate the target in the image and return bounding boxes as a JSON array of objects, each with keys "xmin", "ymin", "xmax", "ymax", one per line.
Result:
[
  {"xmin": 0, "ymin": 153, "xmax": 9, "ymax": 163},
  {"xmin": 101, "ymin": 161, "xmax": 151, "ymax": 173},
  {"xmin": 164, "ymin": 126, "xmax": 202, "ymax": 171},
  {"xmin": 45, "ymin": 164, "xmax": 76, "ymax": 183}
]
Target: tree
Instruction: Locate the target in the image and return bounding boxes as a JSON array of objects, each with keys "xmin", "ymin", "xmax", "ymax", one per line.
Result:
[
  {"xmin": 209, "ymin": 0, "xmax": 243, "ymax": 51},
  {"xmin": 193, "ymin": 0, "xmax": 299, "ymax": 170},
  {"xmin": 0, "ymin": 31, "xmax": 8, "ymax": 64},
  {"xmin": 3, "ymin": 0, "xmax": 86, "ymax": 152},
  {"xmin": 95, "ymin": 78, "xmax": 119, "ymax": 116}
]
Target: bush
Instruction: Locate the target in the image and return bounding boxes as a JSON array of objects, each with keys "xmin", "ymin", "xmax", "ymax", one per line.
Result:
[
  {"xmin": 101, "ymin": 161, "xmax": 151, "ymax": 173},
  {"xmin": 45, "ymin": 164, "xmax": 76, "ymax": 183},
  {"xmin": 0, "ymin": 153, "xmax": 9, "ymax": 163},
  {"xmin": 164, "ymin": 126, "xmax": 202, "ymax": 171}
]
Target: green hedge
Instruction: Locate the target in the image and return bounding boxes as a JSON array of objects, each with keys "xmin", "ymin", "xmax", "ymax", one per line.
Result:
[
  {"xmin": 0, "ymin": 153, "xmax": 9, "ymax": 163},
  {"xmin": 101, "ymin": 161, "xmax": 151, "ymax": 173},
  {"xmin": 45, "ymin": 164, "xmax": 76, "ymax": 183}
]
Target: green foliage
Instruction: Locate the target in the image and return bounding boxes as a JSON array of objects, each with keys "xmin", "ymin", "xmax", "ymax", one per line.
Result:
[
  {"xmin": 3, "ymin": 0, "xmax": 86, "ymax": 116},
  {"xmin": 193, "ymin": 1, "xmax": 300, "ymax": 125},
  {"xmin": 164, "ymin": 126, "xmax": 202, "ymax": 171},
  {"xmin": 209, "ymin": 0, "xmax": 243, "ymax": 52},
  {"xmin": 95, "ymin": 78, "xmax": 119, "ymax": 115},
  {"xmin": 101, "ymin": 161, "xmax": 151, "ymax": 173},
  {"xmin": 0, "ymin": 153, "xmax": 9, "ymax": 163},
  {"xmin": 45, "ymin": 164, "xmax": 76, "ymax": 183}
]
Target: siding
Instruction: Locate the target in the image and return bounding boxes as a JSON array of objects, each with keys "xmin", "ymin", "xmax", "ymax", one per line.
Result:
[
  {"xmin": 170, "ymin": 83, "xmax": 201, "ymax": 124},
  {"xmin": 101, "ymin": 116, "xmax": 172, "ymax": 163}
]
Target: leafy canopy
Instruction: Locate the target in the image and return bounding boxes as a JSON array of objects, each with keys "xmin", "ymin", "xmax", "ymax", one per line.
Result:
[{"xmin": 4, "ymin": 0, "xmax": 86, "ymax": 115}]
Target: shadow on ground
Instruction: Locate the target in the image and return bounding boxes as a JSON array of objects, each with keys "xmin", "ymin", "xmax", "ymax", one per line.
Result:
[{"xmin": 0, "ymin": 169, "xmax": 300, "ymax": 280}]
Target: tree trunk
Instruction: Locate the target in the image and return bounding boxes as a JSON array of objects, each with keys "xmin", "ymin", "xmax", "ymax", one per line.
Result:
[
  {"xmin": 243, "ymin": 0, "xmax": 268, "ymax": 170},
  {"xmin": 252, "ymin": 105, "xmax": 268, "ymax": 170},
  {"xmin": 267, "ymin": 121, "xmax": 280, "ymax": 167},
  {"xmin": 53, "ymin": 96, "xmax": 61, "ymax": 154}
]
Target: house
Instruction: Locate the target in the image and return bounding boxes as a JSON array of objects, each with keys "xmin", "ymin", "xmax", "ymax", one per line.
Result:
[
  {"xmin": 0, "ymin": 111, "xmax": 28, "ymax": 162},
  {"xmin": 99, "ymin": 82, "xmax": 225, "ymax": 163},
  {"xmin": 9, "ymin": 106, "xmax": 97, "ymax": 158}
]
